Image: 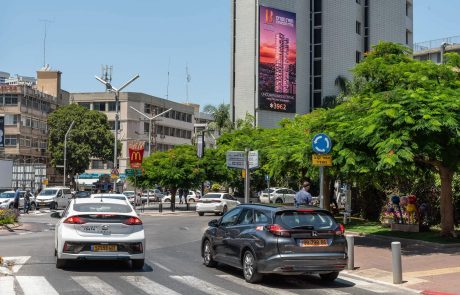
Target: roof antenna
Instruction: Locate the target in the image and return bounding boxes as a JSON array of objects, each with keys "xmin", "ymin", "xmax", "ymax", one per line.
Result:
[
  {"xmin": 166, "ymin": 57, "xmax": 171, "ymax": 99},
  {"xmin": 39, "ymin": 19, "xmax": 54, "ymax": 68},
  {"xmin": 185, "ymin": 63, "xmax": 191, "ymax": 103}
]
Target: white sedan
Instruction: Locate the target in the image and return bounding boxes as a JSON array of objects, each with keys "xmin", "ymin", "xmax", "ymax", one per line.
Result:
[
  {"xmin": 196, "ymin": 193, "xmax": 240, "ymax": 216},
  {"xmin": 259, "ymin": 187, "xmax": 296, "ymax": 204},
  {"xmin": 54, "ymin": 198, "xmax": 145, "ymax": 269}
]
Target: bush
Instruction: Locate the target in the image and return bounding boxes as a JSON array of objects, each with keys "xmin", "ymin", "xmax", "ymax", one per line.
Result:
[{"xmin": 0, "ymin": 209, "xmax": 18, "ymax": 225}]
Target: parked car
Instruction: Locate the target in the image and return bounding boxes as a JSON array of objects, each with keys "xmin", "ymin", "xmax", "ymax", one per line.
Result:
[
  {"xmin": 201, "ymin": 204, "xmax": 347, "ymax": 283},
  {"xmin": 53, "ymin": 198, "xmax": 145, "ymax": 269},
  {"xmin": 74, "ymin": 191, "xmax": 91, "ymax": 198},
  {"xmin": 36, "ymin": 187, "xmax": 73, "ymax": 210},
  {"xmin": 196, "ymin": 193, "xmax": 239, "ymax": 216},
  {"xmin": 91, "ymin": 193, "xmax": 129, "ymax": 202},
  {"xmin": 122, "ymin": 191, "xmax": 136, "ymax": 205},
  {"xmin": 142, "ymin": 189, "xmax": 164, "ymax": 202},
  {"xmin": 161, "ymin": 190, "xmax": 198, "ymax": 203},
  {"xmin": 0, "ymin": 190, "xmax": 37, "ymax": 211},
  {"xmin": 259, "ymin": 187, "xmax": 296, "ymax": 204}
]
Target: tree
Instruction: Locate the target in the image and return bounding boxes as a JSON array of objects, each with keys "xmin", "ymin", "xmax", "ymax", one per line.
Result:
[
  {"xmin": 203, "ymin": 103, "xmax": 232, "ymax": 135},
  {"xmin": 48, "ymin": 104, "xmax": 118, "ymax": 179},
  {"xmin": 142, "ymin": 145, "xmax": 205, "ymax": 204}
]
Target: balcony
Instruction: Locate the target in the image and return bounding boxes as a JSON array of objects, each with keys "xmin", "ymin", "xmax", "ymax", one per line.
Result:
[{"xmin": 414, "ymin": 35, "xmax": 460, "ymax": 53}]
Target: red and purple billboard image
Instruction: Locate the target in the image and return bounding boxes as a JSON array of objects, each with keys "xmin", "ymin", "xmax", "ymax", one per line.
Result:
[{"xmin": 259, "ymin": 6, "xmax": 296, "ymax": 113}]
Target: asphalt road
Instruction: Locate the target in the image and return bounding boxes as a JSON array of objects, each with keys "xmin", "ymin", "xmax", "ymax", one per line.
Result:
[{"xmin": 0, "ymin": 211, "xmax": 415, "ymax": 295}]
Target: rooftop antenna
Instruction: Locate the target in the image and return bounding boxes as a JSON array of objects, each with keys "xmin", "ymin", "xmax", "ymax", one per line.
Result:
[
  {"xmin": 166, "ymin": 57, "xmax": 171, "ymax": 99},
  {"xmin": 101, "ymin": 65, "xmax": 113, "ymax": 84},
  {"xmin": 185, "ymin": 63, "xmax": 191, "ymax": 103},
  {"xmin": 39, "ymin": 19, "xmax": 54, "ymax": 68}
]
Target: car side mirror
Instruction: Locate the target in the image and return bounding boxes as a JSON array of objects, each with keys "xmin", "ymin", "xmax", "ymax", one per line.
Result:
[
  {"xmin": 208, "ymin": 219, "xmax": 219, "ymax": 227},
  {"xmin": 50, "ymin": 212, "xmax": 62, "ymax": 219}
]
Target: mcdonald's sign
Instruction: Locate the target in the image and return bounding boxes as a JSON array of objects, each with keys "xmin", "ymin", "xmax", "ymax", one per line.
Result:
[{"xmin": 128, "ymin": 141, "xmax": 145, "ymax": 169}]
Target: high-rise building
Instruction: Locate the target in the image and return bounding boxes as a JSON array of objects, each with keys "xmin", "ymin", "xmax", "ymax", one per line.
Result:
[{"xmin": 231, "ymin": 0, "xmax": 413, "ymax": 128}]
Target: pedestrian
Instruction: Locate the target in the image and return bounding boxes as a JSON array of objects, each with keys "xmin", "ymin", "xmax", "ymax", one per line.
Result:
[
  {"xmin": 295, "ymin": 181, "xmax": 312, "ymax": 207},
  {"xmin": 24, "ymin": 190, "xmax": 31, "ymax": 214},
  {"xmin": 178, "ymin": 188, "xmax": 184, "ymax": 204},
  {"xmin": 13, "ymin": 187, "xmax": 20, "ymax": 214},
  {"xmin": 183, "ymin": 188, "xmax": 189, "ymax": 205}
]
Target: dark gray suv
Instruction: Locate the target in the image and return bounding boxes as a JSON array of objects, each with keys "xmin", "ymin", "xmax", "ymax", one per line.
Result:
[{"xmin": 201, "ymin": 204, "xmax": 347, "ymax": 283}]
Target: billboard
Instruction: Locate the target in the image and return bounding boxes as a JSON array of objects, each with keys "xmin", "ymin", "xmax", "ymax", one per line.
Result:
[
  {"xmin": 0, "ymin": 115, "xmax": 4, "ymax": 148},
  {"xmin": 259, "ymin": 6, "xmax": 296, "ymax": 113},
  {"xmin": 128, "ymin": 141, "xmax": 145, "ymax": 169}
]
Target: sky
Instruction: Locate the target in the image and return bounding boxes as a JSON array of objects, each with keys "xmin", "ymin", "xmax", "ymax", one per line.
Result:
[{"xmin": 1, "ymin": 0, "xmax": 459, "ymax": 108}]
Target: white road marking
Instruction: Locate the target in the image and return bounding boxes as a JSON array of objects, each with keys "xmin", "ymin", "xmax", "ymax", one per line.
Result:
[
  {"xmin": 0, "ymin": 276, "xmax": 15, "ymax": 295},
  {"xmin": 337, "ymin": 277, "xmax": 390, "ymax": 293},
  {"xmin": 171, "ymin": 275, "xmax": 240, "ymax": 295},
  {"xmin": 16, "ymin": 276, "xmax": 59, "ymax": 295},
  {"xmin": 217, "ymin": 274, "xmax": 299, "ymax": 295},
  {"xmin": 0, "ymin": 256, "xmax": 31, "ymax": 275},
  {"xmin": 152, "ymin": 262, "xmax": 173, "ymax": 273},
  {"xmin": 72, "ymin": 276, "xmax": 123, "ymax": 295},
  {"xmin": 123, "ymin": 276, "xmax": 181, "ymax": 295}
]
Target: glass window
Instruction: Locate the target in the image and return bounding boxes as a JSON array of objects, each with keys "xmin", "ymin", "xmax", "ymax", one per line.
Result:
[
  {"xmin": 108, "ymin": 101, "xmax": 119, "ymax": 112},
  {"xmin": 314, "ymin": 13, "xmax": 322, "ymax": 26},
  {"xmin": 93, "ymin": 102, "xmax": 106, "ymax": 111},
  {"xmin": 220, "ymin": 207, "xmax": 243, "ymax": 227},
  {"xmin": 313, "ymin": 0, "xmax": 322, "ymax": 12},
  {"xmin": 79, "ymin": 102, "xmax": 91, "ymax": 109},
  {"xmin": 356, "ymin": 21, "xmax": 361, "ymax": 35},
  {"xmin": 108, "ymin": 121, "xmax": 120, "ymax": 130},
  {"xmin": 314, "ymin": 28, "xmax": 322, "ymax": 44},
  {"xmin": 237, "ymin": 208, "xmax": 254, "ymax": 225},
  {"xmin": 314, "ymin": 77, "xmax": 322, "ymax": 90},
  {"xmin": 356, "ymin": 51, "xmax": 362, "ymax": 63},
  {"xmin": 275, "ymin": 211, "xmax": 337, "ymax": 230},
  {"xmin": 92, "ymin": 160, "xmax": 104, "ymax": 169},
  {"xmin": 314, "ymin": 60, "xmax": 322, "ymax": 76},
  {"xmin": 254, "ymin": 210, "xmax": 270, "ymax": 224},
  {"xmin": 73, "ymin": 203, "xmax": 132, "ymax": 213},
  {"xmin": 4, "ymin": 94, "xmax": 18, "ymax": 105},
  {"xmin": 4, "ymin": 114, "xmax": 18, "ymax": 125},
  {"xmin": 314, "ymin": 45, "xmax": 322, "ymax": 58},
  {"xmin": 186, "ymin": 114, "xmax": 192, "ymax": 123},
  {"xmin": 313, "ymin": 92, "xmax": 322, "ymax": 108},
  {"xmin": 4, "ymin": 135, "xmax": 17, "ymax": 146}
]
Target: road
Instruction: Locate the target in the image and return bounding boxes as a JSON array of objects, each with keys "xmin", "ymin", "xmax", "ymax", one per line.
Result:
[{"xmin": 0, "ymin": 211, "xmax": 416, "ymax": 295}]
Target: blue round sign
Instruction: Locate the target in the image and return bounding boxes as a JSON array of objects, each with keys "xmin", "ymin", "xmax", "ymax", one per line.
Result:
[{"xmin": 312, "ymin": 133, "xmax": 332, "ymax": 154}]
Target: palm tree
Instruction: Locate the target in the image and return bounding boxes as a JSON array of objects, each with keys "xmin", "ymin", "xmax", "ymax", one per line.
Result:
[{"xmin": 203, "ymin": 103, "xmax": 232, "ymax": 135}]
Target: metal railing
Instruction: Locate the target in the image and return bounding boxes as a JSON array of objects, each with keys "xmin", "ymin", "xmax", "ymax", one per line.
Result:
[{"xmin": 414, "ymin": 35, "xmax": 460, "ymax": 52}]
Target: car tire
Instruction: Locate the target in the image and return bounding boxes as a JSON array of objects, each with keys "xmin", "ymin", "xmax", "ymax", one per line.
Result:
[
  {"xmin": 198, "ymin": 212, "xmax": 204, "ymax": 216},
  {"xmin": 188, "ymin": 198, "xmax": 195, "ymax": 203},
  {"xmin": 56, "ymin": 258, "xmax": 66, "ymax": 269},
  {"xmin": 203, "ymin": 240, "xmax": 217, "ymax": 267},
  {"xmin": 30, "ymin": 203, "xmax": 37, "ymax": 211},
  {"xmin": 319, "ymin": 271, "xmax": 339, "ymax": 282},
  {"xmin": 132, "ymin": 259, "xmax": 144, "ymax": 270},
  {"xmin": 242, "ymin": 250, "xmax": 263, "ymax": 283},
  {"xmin": 165, "ymin": 199, "xmax": 171, "ymax": 203},
  {"xmin": 275, "ymin": 198, "xmax": 283, "ymax": 204}
]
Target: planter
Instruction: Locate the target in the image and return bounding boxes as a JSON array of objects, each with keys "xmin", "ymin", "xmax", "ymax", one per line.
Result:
[{"xmin": 391, "ymin": 223, "xmax": 420, "ymax": 232}]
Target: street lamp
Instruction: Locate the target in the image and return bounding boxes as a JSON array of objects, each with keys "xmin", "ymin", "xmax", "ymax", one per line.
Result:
[
  {"xmin": 63, "ymin": 120, "xmax": 75, "ymax": 187},
  {"xmin": 95, "ymin": 73, "xmax": 140, "ymax": 190},
  {"xmin": 130, "ymin": 106, "xmax": 172, "ymax": 156}
]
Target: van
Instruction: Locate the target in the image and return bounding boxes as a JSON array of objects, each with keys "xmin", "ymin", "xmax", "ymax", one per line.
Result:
[{"xmin": 36, "ymin": 187, "xmax": 72, "ymax": 210}]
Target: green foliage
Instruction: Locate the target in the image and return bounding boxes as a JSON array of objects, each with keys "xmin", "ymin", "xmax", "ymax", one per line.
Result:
[
  {"xmin": 0, "ymin": 209, "xmax": 18, "ymax": 225},
  {"xmin": 203, "ymin": 103, "xmax": 233, "ymax": 135},
  {"xmin": 47, "ymin": 104, "xmax": 119, "ymax": 175}
]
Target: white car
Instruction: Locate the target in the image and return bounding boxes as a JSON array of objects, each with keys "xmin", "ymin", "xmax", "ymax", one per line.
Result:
[
  {"xmin": 36, "ymin": 187, "xmax": 73, "ymax": 210},
  {"xmin": 196, "ymin": 193, "xmax": 240, "ymax": 216},
  {"xmin": 0, "ymin": 191, "xmax": 37, "ymax": 210},
  {"xmin": 122, "ymin": 191, "xmax": 136, "ymax": 204},
  {"xmin": 91, "ymin": 193, "xmax": 129, "ymax": 202},
  {"xmin": 259, "ymin": 187, "xmax": 296, "ymax": 204},
  {"xmin": 54, "ymin": 198, "xmax": 145, "ymax": 269},
  {"xmin": 162, "ymin": 191, "xmax": 197, "ymax": 203}
]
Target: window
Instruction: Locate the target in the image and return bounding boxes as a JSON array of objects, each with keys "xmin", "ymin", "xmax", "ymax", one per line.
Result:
[
  {"xmin": 406, "ymin": 30, "xmax": 412, "ymax": 45},
  {"xmin": 108, "ymin": 101, "xmax": 119, "ymax": 112},
  {"xmin": 91, "ymin": 160, "xmax": 104, "ymax": 169},
  {"xmin": 314, "ymin": 77, "xmax": 322, "ymax": 90},
  {"xmin": 237, "ymin": 209, "xmax": 254, "ymax": 225},
  {"xmin": 356, "ymin": 0, "xmax": 361, "ymax": 4},
  {"xmin": 313, "ymin": 0, "xmax": 322, "ymax": 12},
  {"xmin": 4, "ymin": 94, "xmax": 18, "ymax": 106},
  {"xmin": 356, "ymin": 51, "xmax": 362, "ymax": 63},
  {"xmin": 220, "ymin": 207, "xmax": 242, "ymax": 227},
  {"xmin": 144, "ymin": 122, "xmax": 149, "ymax": 133},
  {"xmin": 164, "ymin": 127, "xmax": 170, "ymax": 136},
  {"xmin": 93, "ymin": 102, "xmax": 106, "ymax": 111},
  {"xmin": 4, "ymin": 114, "xmax": 18, "ymax": 125},
  {"xmin": 314, "ymin": 28, "xmax": 322, "ymax": 44},
  {"xmin": 314, "ymin": 45, "xmax": 322, "ymax": 58},
  {"xmin": 78, "ymin": 102, "xmax": 91, "ymax": 109},
  {"xmin": 186, "ymin": 114, "xmax": 192, "ymax": 123},
  {"xmin": 144, "ymin": 104, "xmax": 151, "ymax": 114},
  {"xmin": 314, "ymin": 13, "xmax": 322, "ymax": 26},
  {"xmin": 313, "ymin": 92, "xmax": 322, "ymax": 108},
  {"xmin": 108, "ymin": 121, "xmax": 120, "ymax": 130},
  {"xmin": 254, "ymin": 210, "xmax": 270, "ymax": 224},
  {"xmin": 4, "ymin": 135, "xmax": 17, "ymax": 147},
  {"xmin": 314, "ymin": 60, "xmax": 322, "ymax": 76},
  {"xmin": 186, "ymin": 130, "xmax": 192, "ymax": 139},
  {"xmin": 356, "ymin": 21, "xmax": 361, "ymax": 35}
]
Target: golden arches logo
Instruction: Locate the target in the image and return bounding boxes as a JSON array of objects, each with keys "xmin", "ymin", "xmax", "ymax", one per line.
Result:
[{"xmin": 130, "ymin": 151, "xmax": 142, "ymax": 162}]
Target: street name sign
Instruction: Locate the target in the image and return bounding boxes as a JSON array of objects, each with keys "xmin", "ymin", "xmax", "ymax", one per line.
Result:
[
  {"xmin": 125, "ymin": 168, "xmax": 142, "ymax": 177},
  {"xmin": 312, "ymin": 154, "xmax": 332, "ymax": 166},
  {"xmin": 312, "ymin": 133, "xmax": 332, "ymax": 154},
  {"xmin": 226, "ymin": 151, "xmax": 245, "ymax": 169},
  {"xmin": 248, "ymin": 150, "xmax": 259, "ymax": 169}
]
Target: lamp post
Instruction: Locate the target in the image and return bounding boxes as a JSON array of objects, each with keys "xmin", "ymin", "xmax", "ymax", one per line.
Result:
[
  {"xmin": 95, "ymin": 74, "xmax": 140, "ymax": 190},
  {"xmin": 63, "ymin": 120, "xmax": 75, "ymax": 187},
  {"xmin": 129, "ymin": 106, "xmax": 172, "ymax": 156}
]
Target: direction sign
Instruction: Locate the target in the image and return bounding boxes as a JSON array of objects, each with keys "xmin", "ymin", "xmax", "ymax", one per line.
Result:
[
  {"xmin": 312, "ymin": 154, "xmax": 333, "ymax": 166},
  {"xmin": 248, "ymin": 150, "xmax": 259, "ymax": 169},
  {"xmin": 226, "ymin": 151, "xmax": 245, "ymax": 169},
  {"xmin": 312, "ymin": 133, "xmax": 332, "ymax": 154},
  {"xmin": 125, "ymin": 168, "xmax": 142, "ymax": 177}
]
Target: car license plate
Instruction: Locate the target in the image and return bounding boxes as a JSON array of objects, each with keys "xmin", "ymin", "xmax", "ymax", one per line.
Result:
[
  {"xmin": 91, "ymin": 245, "xmax": 117, "ymax": 252},
  {"xmin": 300, "ymin": 239, "xmax": 328, "ymax": 247}
]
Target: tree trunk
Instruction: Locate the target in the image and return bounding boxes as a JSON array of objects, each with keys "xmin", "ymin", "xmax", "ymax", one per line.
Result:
[
  {"xmin": 439, "ymin": 166, "xmax": 455, "ymax": 237},
  {"xmin": 323, "ymin": 171, "xmax": 331, "ymax": 212}
]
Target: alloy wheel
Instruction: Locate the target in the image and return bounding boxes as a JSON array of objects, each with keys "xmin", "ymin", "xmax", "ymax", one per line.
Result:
[{"xmin": 243, "ymin": 252, "xmax": 254, "ymax": 280}]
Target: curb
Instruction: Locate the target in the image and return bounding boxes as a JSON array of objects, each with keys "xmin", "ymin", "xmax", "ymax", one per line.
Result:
[
  {"xmin": 139, "ymin": 211, "xmax": 197, "ymax": 216},
  {"xmin": 346, "ymin": 231, "xmax": 460, "ymax": 249},
  {"xmin": 340, "ymin": 271, "xmax": 421, "ymax": 294}
]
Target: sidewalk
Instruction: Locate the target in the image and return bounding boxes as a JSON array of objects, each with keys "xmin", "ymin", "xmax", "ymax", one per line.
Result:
[
  {"xmin": 345, "ymin": 233, "xmax": 460, "ymax": 295},
  {"xmin": 0, "ymin": 222, "xmax": 51, "ymax": 236}
]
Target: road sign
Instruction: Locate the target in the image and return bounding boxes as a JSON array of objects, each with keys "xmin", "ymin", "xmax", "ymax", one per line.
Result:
[
  {"xmin": 265, "ymin": 174, "xmax": 270, "ymax": 181},
  {"xmin": 226, "ymin": 151, "xmax": 245, "ymax": 169},
  {"xmin": 248, "ymin": 150, "xmax": 259, "ymax": 169},
  {"xmin": 312, "ymin": 133, "xmax": 332, "ymax": 154},
  {"xmin": 125, "ymin": 168, "xmax": 142, "ymax": 177},
  {"xmin": 111, "ymin": 168, "xmax": 119, "ymax": 175},
  {"xmin": 312, "ymin": 154, "xmax": 333, "ymax": 166}
]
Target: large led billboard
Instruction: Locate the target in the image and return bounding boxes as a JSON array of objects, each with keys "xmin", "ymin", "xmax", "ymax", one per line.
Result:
[{"xmin": 259, "ymin": 6, "xmax": 296, "ymax": 113}]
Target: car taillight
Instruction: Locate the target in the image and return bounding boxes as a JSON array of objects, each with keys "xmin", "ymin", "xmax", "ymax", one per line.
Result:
[
  {"xmin": 124, "ymin": 217, "xmax": 143, "ymax": 225},
  {"xmin": 63, "ymin": 216, "xmax": 86, "ymax": 224},
  {"xmin": 266, "ymin": 224, "xmax": 291, "ymax": 237},
  {"xmin": 335, "ymin": 224, "xmax": 345, "ymax": 236}
]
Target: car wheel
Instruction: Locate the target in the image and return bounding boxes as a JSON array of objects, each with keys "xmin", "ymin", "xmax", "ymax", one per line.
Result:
[
  {"xmin": 132, "ymin": 259, "xmax": 144, "ymax": 270},
  {"xmin": 165, "ymin": 199, "xmax": 171, "ymax": 203},
  {"xmin": 30, "ymin": 203, "xmax": 37, "ymax": 211},
  {"xmin": 275, "ymin": 198, "xmax": 283, "ymax": 204},
  {"xmin": 319, "ymin": 271, "xmax": 339, "ymax": 282},
  {"xmin": 56, "ymin": 258, "xmax": 66, "ymax": 269},
  {"xmin": 242, "ymin": 250, "xmax": 263, "ymax": 283},
  {"xmin": 221, "ymin": 205, "xmax": 228, "ymax": 215},
  {"xmin": 198, "ymin": 212, "xmax": 204, "ymax": 216},
  {"xmin": 188, "ymin": 198, "xmax": 195, "ymax": 203},
  {"xmin": 203, "ymin": 240, "xmax": 217, "ymax": 267}
]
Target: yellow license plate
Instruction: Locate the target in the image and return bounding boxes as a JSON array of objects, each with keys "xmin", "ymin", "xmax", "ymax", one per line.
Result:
[
  {"xmin": 300, "ymin": 239, "xmax": 328, "ymax": 247},
  {"xmin": 92, "ymin": 245, "xmax": 117, "ymax": 252}
]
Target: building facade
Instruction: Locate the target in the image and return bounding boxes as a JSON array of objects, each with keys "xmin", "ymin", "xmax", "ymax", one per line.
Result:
[
  {"xmin": 71, "ymin": 92, "xmax": 196, "ymax": 180},
  {"xmin": 413, "ymin": 35, "xmax": 460, "ymax": 63},
  {"xmin": 231, "ymin": 0, "xmax": 413, "ymax": 128}
]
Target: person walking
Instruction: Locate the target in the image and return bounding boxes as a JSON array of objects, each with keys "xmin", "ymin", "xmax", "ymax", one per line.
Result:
[
  {"xmin": 24, "ymin": 190, "xmax": 31, "ymax": 214},
  {"xmin": 178, "ymin": 188, "xmax": 184, "ymax": 204},
  {"xmin": 295, "ymin": 181, "xmax": 312, "ymax": 207},
  {"xmin": 13, "ymin": 187, "xmax": 20, "ymax": 214},
  {"xmin": 183, "ymin": 188, "xmax": 189, "ymax": 205}
]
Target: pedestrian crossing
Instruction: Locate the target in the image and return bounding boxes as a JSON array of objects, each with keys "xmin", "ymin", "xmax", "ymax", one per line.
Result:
[{"xmin": 0, "ymin": 273, "xmax": 413, "ymax": 295}]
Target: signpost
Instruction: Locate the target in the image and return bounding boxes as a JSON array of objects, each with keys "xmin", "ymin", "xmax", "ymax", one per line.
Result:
[
  {"xmin": 312, "ymin": 134, "xmax": 332, "ymax": 209},
  {"xmin": 226, "ymin": 150, "xmax": 259, "ymax": 203}
]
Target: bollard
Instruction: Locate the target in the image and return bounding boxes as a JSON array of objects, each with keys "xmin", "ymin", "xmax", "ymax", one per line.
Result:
[
  {"xmin": 159, "ymin": 202, "xmax": 163, "ymax": 213},
  {"xmin": 392, "ymin": 241, "xmax": 402, "ymax": 284},
  {"xmin": 346, "ymin": 235, "xmax": 354, "ymax": 270},
  {"xmin": 186, "ymin": 203, "xmax": 190, "ymax": 211}
]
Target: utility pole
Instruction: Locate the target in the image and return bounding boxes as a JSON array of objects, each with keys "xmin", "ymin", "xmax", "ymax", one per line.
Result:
[
  {"xmin": 244, "ymin": 148, "xmax": 250, "ymax": 204},
  {"xmin": 95, "ymin": 71, "xmax": 140, "ymax": 191},
  {"xmin": 63, "ymin": 121, "xmax": 75, "ymax": 187}
]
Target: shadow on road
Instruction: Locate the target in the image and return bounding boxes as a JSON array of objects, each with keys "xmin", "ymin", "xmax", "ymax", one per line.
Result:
[{"xmin": 61, "ymin": 260, "xmax": 154, "ymax": 273}]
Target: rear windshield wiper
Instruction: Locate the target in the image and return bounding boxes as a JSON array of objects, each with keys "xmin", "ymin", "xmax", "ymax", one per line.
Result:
[{"xmin": 290, "ymin": 225, "xmax": 314, "ymax": 230}]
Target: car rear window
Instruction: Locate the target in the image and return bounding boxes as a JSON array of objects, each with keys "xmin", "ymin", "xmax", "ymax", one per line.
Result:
[
  {"xmin": 275, "ymin": 211, "xmax": 337, "ymax": 230},
  {"xmin": 202, "ymin": 194, "xmax": 222, "ymax": 199},
  {"xmin": 262, "ymin": 189, "xmax": 275, "ymax": 193},
  {"xmin": 73, "ymin": 203, "xmax": 132, "ymax": 213}
]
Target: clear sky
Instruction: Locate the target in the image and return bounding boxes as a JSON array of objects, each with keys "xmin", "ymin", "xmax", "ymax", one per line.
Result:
[{"xmin": 1, "ymin": 0, "xmax": 459, "ymax": 108}]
